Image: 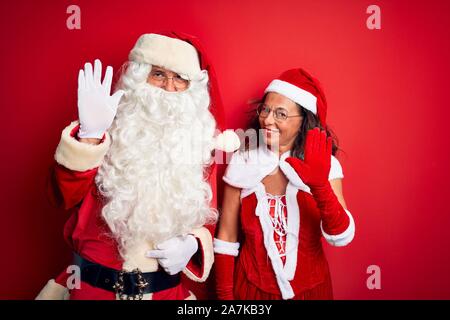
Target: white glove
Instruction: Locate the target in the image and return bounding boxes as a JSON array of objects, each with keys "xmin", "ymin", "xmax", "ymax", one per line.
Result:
[
  {"xmin": 77, "ymin": 59, "xmax": 124, "ymax": 139},
  {"xmin": 145, "ymin": 235, "xmax": 199, "ymax": 275}
]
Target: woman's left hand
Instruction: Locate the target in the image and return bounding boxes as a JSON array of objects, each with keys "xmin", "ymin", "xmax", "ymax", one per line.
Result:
[{"xmin": 285, "ymin": 127, "xmax": 332, "ymax": 188}]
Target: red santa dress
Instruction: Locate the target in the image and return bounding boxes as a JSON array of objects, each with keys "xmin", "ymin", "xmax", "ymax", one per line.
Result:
[{"xmin": 221, "ymin": 145, "xmax": 355, "ymax": 300}]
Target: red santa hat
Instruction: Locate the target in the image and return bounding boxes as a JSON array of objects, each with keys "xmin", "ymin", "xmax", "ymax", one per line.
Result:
[
  {"xmin": 264, "ymin": 68, "xmax": 328, "ymax": 128},
  {"xmin": 128, "ymin": 32, "xmax": 225, "ymax": 132}
]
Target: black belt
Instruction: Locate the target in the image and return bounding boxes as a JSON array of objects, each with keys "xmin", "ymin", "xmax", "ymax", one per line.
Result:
[{"xmin": 80, "ymin": 257, "xmax": 181, "ymax": 300}]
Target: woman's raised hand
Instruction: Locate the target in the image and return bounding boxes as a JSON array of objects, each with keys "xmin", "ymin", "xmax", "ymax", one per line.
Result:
[{"xmin": 285, "ymin": 128, "xmax": 332, "ymax": 188}]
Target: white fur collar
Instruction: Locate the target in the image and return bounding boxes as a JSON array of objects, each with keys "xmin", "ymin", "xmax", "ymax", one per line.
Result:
[{"xmin": 223, "ymin": 145, "xmax": 343, "ymax": 192}]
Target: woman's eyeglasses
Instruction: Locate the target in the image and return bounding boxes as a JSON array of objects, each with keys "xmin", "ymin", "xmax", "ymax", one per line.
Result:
[
  {"xmin": 149, "ymin": 70, "xmax": 190, "ymax": 90},
  {"xmin": 256, "ymin": 103, "xmax": 302, "ymax": 121}
]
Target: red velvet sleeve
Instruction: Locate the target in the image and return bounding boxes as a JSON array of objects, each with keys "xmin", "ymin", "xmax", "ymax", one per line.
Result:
[
  {"xmin": 47, "ymin": 163, "xmax": 98, "ymax": 210},
  {"xmin": 47, "ymin": 124, "xmax": 102, "ymax": 210}
]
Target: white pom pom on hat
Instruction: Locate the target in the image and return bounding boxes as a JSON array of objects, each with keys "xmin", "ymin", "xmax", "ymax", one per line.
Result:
[{"xmin": 215, "ymin": 130, "xmax": 241, "ymax": 152}]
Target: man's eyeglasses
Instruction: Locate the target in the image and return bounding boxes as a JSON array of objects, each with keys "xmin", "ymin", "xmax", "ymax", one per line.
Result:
[
  {"xmin": 149, "ymin": 69, "xmax": 190, "ymax": 90},
  {"xmin": 256, "ymin": 103, "xmax": 302, "ymax": 121}
]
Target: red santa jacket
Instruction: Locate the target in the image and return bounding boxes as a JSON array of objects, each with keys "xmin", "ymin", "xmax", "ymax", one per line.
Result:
[{"xmin": 45, "ymin": 121, "xmax": 215, "ymax": 298}]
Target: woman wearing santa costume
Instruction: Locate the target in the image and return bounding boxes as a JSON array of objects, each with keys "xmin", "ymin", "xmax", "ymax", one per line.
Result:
[
  {"xmin": 214, "ymin": 68, "xmax": 356, "ymax": 300},
  {"xmin": 36, "ymin": 32, "xmax": 238, "ymax": 300}
]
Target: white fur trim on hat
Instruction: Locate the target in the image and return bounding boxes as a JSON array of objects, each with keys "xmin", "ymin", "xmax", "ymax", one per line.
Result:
[
  {"xmin": 129, "ymin": 34, "xmax": 201, "ymax": 80},
  {"xmin": 54, "ymin": 121, "xmax": 110, "ymax": 172},
  {"xmin": 265, "ymin": 79, "xmax": 317, "ymax": 114},
  {"xmin": 213, "ymin": 238, "xmax": 240, "ymax": 257}
]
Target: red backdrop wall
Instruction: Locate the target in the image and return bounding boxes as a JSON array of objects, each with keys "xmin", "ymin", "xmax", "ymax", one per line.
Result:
[{"xmin": 1, "ymin": 0, "xmax": 449, "ymax": 299}]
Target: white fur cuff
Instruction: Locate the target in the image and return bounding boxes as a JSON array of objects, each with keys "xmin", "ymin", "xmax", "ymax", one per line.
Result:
[
  {"xmin": 183, "ymin": 227, "xmax": 214, "ymax": 282},
  {"xmin": 54, "ymin": 121, "xmax": 111, "ymax": 172},
  {"xmin": 321, "ymin": 209, "xmax": 356, "ymax": 247},
  {"xmin": 213, "ymin": 238, "xmax": 240, "ymax": 257},
  {"xmin": 35, "ymin": 279, "xmax": 70, "ymax": 300}
]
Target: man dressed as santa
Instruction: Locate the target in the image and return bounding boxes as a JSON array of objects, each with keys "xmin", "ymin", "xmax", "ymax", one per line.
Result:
[{"xmin": 36, "ymin": 32, "xmax": 237, "ymax": 300}]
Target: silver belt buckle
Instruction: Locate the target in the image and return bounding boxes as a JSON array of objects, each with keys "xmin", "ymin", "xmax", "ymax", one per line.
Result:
[{"xmin": 113, "ymin": 269, "xmax": 149, "ymax": 300}]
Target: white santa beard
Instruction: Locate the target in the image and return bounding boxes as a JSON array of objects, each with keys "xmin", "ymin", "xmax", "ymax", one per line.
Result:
[{"xmin": 96, "ymin": 79, "xmax": 217, "ymax": 260}]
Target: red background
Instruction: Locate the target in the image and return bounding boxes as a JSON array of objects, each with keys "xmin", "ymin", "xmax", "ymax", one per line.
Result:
[{"xmin": 1, "ymin": 0, "xmax": 450, "ymax": 299}]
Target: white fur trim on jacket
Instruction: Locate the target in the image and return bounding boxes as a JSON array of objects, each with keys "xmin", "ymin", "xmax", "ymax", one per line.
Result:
[
  {"xmin": 253, "ymin": 183, "xmax": 295, "ymax": 300},
  {"xmin": 321, "ymin": 209, "xmax": 355, "ymax": 247},
  {"xmin": 129, "ymin": 33, "xmax": 202, "ymax": 81},
  {"xmin": 283, "ymin": 183, "xmax": 300, "ymax": 281},
  {"xmin": 35, "ymin": 279, "xmax": 70, "ymax": 300},
  {"xmin": 265, "ymin": 79, "xmax": 317, "ymax": 115},
  {"xmin": 54, "ymin": 121, "xmax": 111, "ymax": 172},
  {"xmin": 213, "ymin": 238, "xmax": 240, "ymax": 257},
  {"xmin": 183, "ymin": 227, "xmax": 214, "ymax": 282}
]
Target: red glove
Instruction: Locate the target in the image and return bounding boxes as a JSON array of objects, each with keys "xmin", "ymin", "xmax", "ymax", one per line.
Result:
[
  {"xmin": 286, "ymin": 128, "xmax": 349, "ymax": 235},
  {"xmin": 286, "ymin": 128, "xmax": 331, "ymax": 188},
  {"xmin": 214, "ymin": 253, "xmax": 235, "ymax": 300}
]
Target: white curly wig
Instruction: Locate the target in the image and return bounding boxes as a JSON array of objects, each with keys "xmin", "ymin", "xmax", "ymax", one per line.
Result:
[{"xmin": 96, "ymin": 61, "xmax": 217, "ymax": 259}]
